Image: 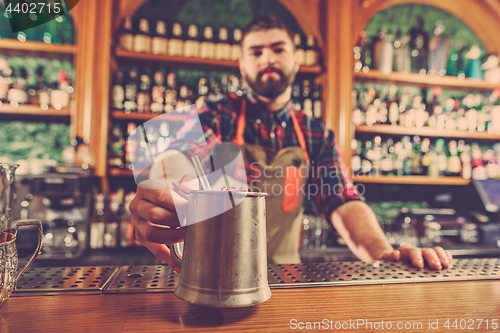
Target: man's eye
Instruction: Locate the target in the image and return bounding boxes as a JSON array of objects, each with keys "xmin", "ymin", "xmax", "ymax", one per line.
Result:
[
  {"xmin": 274, "ymin": 48, "xmax": 284, "ymax": 53},
  {"xmin": 253, "ymin": 51, "xmax": 262, "ymax": 56}
]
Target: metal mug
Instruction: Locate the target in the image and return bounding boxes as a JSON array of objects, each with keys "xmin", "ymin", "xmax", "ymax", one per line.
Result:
[
  {"xmin": 0, "ymin": 221, "xmax": 43, "ymax": 308},
  {"xmin": 170, "ymin": 190, "xmax": 271, "ymax": 307}
]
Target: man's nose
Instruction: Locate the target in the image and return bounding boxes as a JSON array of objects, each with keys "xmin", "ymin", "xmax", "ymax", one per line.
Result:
[{"xmin": 260, "ymin": 48, "xmax": 276, "ymax": 66}]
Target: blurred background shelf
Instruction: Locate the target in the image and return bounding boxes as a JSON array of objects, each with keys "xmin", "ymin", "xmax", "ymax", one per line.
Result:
[
  {"xmin": 0, "ymin": 104, "xmax": 71, "ymax": 120},
  {"xmin": 0, "ymin": 39, "xmax": 76, "ymax": 59},
  {"xmin": 352, "ymin": 175, "xmax": 471, "ymax": 185},
  {"xmin": 115, "ymin": 49, "xmax": 322, "ymax": 74},
  {"xmin": 355, "ymin": 124, "xmax": 500, "ymax": 140},
  {"xmin": 354, "ymin": 69, "xmax": 500, "ymax": 91}
]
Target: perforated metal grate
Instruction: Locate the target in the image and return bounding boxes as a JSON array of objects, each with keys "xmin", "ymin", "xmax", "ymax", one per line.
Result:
[
  {"xmin": 12, "ymin": 266, "xmax": 119, "ymax": 296},
  {"xmin": 11, "ymin": 259, "xmax": 500, "ymax": 295}
]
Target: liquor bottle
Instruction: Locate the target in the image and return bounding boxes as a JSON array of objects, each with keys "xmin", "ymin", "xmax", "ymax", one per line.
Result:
[
  {"xmin": 446, "ymin": 140, "xmax": 462, "ymax": 177},
  {"xmin": 294, "ymin": 34, "xmax": 306, "ymax": 66},
  {"xmin": 465, "ymin": 45, "xmax": 484, "ymax": 79},
  {"xmin": 199, "ymin": 26, "xmax": 215, "ymax": 59},
  {"xmin": 90, "ymin": 193, "xmax": 106, "ymax": 249},
  {"xmin": 104, "ymin": 192, "xmax": 120, "ymax": 248},
  {"xmin": 50, "ymin": 69, "xmax": 70, "ymax": 109},
  {"xmin": 428, "ymin": 20, "xmax": 450, "ymax": 76},
  {"xmin": 373, "ymin": 27, "xmax": 393, "ymax": 75},
  {"xmin": 230, "ymin": 28, "xmax": 243, "ymax": 61},
  {"xmin": 302, "ymin": 80, "xmax": 312, "ymax": 117},
  {"xmin": 393, "ymin": 30, "xmax": 411, "ymax": 73},
  {"xmin": 420, "ymin": 138, "xmax": 431, "ymax": 175},
  {"xmin": 137, "ymin": 69, "xmax": 151, "ymax": 113},
  {"xmin": 358, "ymin": 30, "xmax": 372, "ymax": 71},
  {"xmin": 195, "ymin": 77, "xmax": 208, "ymax": 110},
  {"xmin": 0, "ymin": 57, "xmax": 11, "ymax": 102},
  {"xmin": 124, "ymin": 68, "xmax": 138, "ymax": 113},
  {"xmin": 125, "ymin": 122, "xmax": 138, "ymax": 170},
  {"xmin": 111, "ymin": 71, "xmax": 125, "ymax": 110},
  {"xmin": 133, "ymin": 18, "xmax": 151, "ymax": 53},
  {"xmin": 157, "ymin": 121, "xmax": 171, "ymax": 153},
  {"xmin": 361, "ymin": 140, "xmax": 373, "ymax": 175},
  {"xmin": 208, "ymin": 77, "xmax": 222, "ymax": 102},
  {"xmin": 214, "ymin": 27, "xmax": 231, "ymax": 60},
  {"xmin": 168, "ymin": 22, "xmax": 184, "ymax": 56},
  {"xmin": 461, "ymin": 144, "xmax": 472, "ymax": 180},
  {"xmin": 151, "ymin": 20, "xmax": 168, "ymax": 55},
  {"xmin": 305, "ymin": 35, "xmax": 319, "ymax": 66},
  {"xmin": 7, "ymin": 68, "xmax": 28, "ymax": 106},
  {"xmin": 164, "ymin": 72, "xmax": 178, "ymax": 112},
  {"xmin": 387, "ymin": 84, "xmax": 399, "ymax": 125},
  {"xmin": 228, "ymin": 75, "xmax": 240, "ymax": 95},
  {"xmin": 408, "ymin": 16, "xmax": 429, "ymax": 74},
  {"xmin": 312, "ymin": 84, "xmax": 322, "ymax": 119},
  {"xmin": 118, "ymin": 18, "xmax": 134, "ymax": 52},
  {"xmin": 150, "ymin": 70, "xmax": 166, "ymax": 113},
  {"xmin": 108, "ymin": 124, "xmax": 125, "ymax": 169},
  {"xmin": 435, "ymin": 138, "xmax": 447, "ymax": 177},
  {"xmin": 183, "ymin": 24, "xmax": 199, "ymax": 58},
  {"xmin": 447, "ymin": 40, "xmax": 466, "ymax": 77},
  {"xmin": 120, "ymin": 192, "xmax": 136, "ymax": 248},
  {"xmin": 380, "ymin": 139, "xmax": 394, "ymax": 175},
  {"xmin": 291, "ymin": 83, "xmax": 302, "ymax": 111}
]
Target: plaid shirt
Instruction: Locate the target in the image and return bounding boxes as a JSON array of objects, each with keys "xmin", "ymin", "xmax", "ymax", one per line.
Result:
[{"xmin": 170, "ymin": 92, "xmax": 361, "ymax": 219}]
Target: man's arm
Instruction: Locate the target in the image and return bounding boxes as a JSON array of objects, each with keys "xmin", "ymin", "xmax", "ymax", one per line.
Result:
[{"xmin": 330, "ymin": 200, "xmax": 453, "ymax": 269}]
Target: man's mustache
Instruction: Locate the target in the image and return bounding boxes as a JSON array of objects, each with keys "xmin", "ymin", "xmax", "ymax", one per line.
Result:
[{"xmin": 257, "ymin": 67, "xmax": 284, "ymax": 80}]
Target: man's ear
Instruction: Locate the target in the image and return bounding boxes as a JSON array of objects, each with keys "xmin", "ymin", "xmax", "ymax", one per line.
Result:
[
  {"xmin": 293, "ymin": 51, "xmax": 301, "ymax": 74},
  {"xmin": 238, "ymin": 58, "xmax": 246, "ymax": 77}
]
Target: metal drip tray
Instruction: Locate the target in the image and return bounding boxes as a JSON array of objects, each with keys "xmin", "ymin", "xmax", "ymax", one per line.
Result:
[
  {"xmin": 104, "ymin": 258, "xmax": 500, "ymax": 294},
  {"xmin": 105, "ymin": 265, "xmax": 179, "ymax": 294},
  {"xmin": 13, "ymin": 266, "xmax": 119, "ymax": 296}
]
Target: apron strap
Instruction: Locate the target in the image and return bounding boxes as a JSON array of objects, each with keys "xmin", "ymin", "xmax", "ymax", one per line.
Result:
[
  {"xmin": 231, "ymin": 97, "xmax": 247, "ymax": 146},
  {"xmin": 289, "ymin": 110, "xmax": 310, "ymax": 164},
  {"xmin": 232, "ymin": 97, "xmax": 310, "ymax": 163}
]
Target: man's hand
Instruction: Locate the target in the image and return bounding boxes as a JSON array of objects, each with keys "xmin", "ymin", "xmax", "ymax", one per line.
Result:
[
  {"xmin": 129, "ymin": 150, "xmax": 199, "ymax": 271},
  {"xmin": 379, "ymin": 245, "xmax": 453, "ymax": 270}
]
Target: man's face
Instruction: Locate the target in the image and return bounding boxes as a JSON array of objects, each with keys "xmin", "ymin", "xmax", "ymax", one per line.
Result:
[{"xmin": 239, "ymin": 28, "xmax": 299, "ymax": 99}]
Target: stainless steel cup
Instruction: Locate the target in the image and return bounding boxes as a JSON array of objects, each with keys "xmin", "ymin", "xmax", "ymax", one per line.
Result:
[
  {"xmin": 0, "ymin": 221, "xmax": 43, "ymax": 308},
  {"xmin": 171, "ymin": 190, "xmax": 271, "ymax": 307}
]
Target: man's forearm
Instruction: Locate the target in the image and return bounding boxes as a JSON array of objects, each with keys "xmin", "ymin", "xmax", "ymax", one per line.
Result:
[{"xmin": 330, "ymin": 201, "xmax": 393, "ymax": 261}]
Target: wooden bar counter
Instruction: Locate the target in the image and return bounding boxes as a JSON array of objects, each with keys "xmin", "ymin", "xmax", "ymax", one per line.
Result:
[{"xmin": 2, "ymin": 279, "xmax": 500, "ymax": 332}]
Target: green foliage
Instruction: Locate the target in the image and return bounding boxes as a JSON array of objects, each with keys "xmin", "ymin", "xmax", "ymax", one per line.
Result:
[
  {"xmin": 365, "ymin": 4, "xmax": 482, "ymax": 49},
  {"xmin": 0, "ymin": 121, "xmax": 70, "ymax": 163}
]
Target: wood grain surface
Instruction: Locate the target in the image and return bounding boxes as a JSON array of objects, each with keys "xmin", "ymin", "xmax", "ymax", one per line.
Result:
[{"xmin": 1, "ymin": 280, "xmax": 499, "ymax": 332}]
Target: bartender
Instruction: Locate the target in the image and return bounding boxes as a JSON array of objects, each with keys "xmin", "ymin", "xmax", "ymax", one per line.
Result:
[{"xmin": 130, "ymin": 15, "xmax": 452, "ymax": 270}]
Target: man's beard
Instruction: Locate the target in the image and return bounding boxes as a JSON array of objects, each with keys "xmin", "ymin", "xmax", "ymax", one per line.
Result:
[{"xmin": 244, "ymin": 66, "xmax": 295, "ymax": 99}]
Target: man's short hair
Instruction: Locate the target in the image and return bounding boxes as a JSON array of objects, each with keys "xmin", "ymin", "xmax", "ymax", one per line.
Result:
[{"xmin": 241, "ymin": 15, "xmax": 296, "ymax": 50}]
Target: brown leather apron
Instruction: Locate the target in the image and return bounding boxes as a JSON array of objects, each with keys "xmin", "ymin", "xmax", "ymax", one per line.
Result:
[{"xmin": 232, "ymin": 98, "xmax": 310, "ymax": 264}]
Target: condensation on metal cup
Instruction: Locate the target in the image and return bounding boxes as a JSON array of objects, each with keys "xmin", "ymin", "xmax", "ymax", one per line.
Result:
[{"xmin": 169, "ymin": 190, "xmax": 271, "ymax": 308}]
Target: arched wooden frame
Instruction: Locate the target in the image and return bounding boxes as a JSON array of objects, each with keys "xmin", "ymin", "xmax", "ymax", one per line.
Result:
[
  {"xmin": 353, "ymin": 0, "xmax": 500, "ymax": 54},
  {"xmin": 113, "ymin": 0, "xmax": 324, "ymax": 48}
]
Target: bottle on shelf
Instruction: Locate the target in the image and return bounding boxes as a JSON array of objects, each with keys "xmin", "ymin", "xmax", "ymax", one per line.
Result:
[
  {"xmin": 373, "ymin": 27, "xmax": 393, "ymax": 75},
  {"xmin": 104, "ymin": 192, "xmax": 121, "ymax": 248},
  {"xmin": 108, "ymin": 124, "xmax": 125, "ymax": 169},
  {"xmin": 428, "ymin": 20, "xmax": 451, "ymax": 76},
  {"xmin": 312, "ymin": 83, "xmax": 322, "ymax": 119},
  {"xmin": 125, "ymin": 122, "xmax": 138, "ymax": 170},
  {"xmin": 137, "ymin": 68, "xmax": 151, "ymax": 113},
  {"xmin": 35, "ymin": 66, "xmax": 51, "ymax": 109},
  {"xmin": 446, "ymin": 140, "xmax": 462, "ymax": 177},
  {"xmin": 133, "ymin": 18, "xmax": 152, "ymax": 53},
  {"xmin": 302, "ymin": 79, "xmax": 312, "ymax": 118},
  {"xmin": 111, "ymin": 70, "xmax": 125, "ymax": 110},
  {"xmin": 393, "ymin": 30, "xmax": 411, "ymax": 73},
  {"xmin": 168, "ymin": 22, "xmax": 184, "ymax": 56},
  {"xmin": 124, "ymin": 68, "xmax": 138, "ymax": 113},
  {"xmin": 291, "ymin": 83, "xmax": 302, "ymax": 111},
  {"xmin": 0, "ymin": 57, "xmax": 11, "ymax": 103},
  {"xmin": 50, "ymin": 69, "xmax": 71, "ymax": 110},
  {"xmin": 150, "ymin": 69, "xmax": 166, "ymax": 113},
  {"xmin": 164, "ymin": 72, "xmax": 178, "ymax": 112},
  {"xmin": 446, "ymin": 39, "xmax": 466, "ymax": 77},
  {"xmin": 230, "ymin": 28, "xmax": 243, "ymax": 61},
  {"xmin": 199, "ymin": 26, "xmax": 215, "ymax": 59},
  {"xmin": 7, "ymin": 68, "xmax": 28, "ymax": 106},
  {"xmin": 90, "ymin": 193, "xmax": 106, "ymax": 250},
  {"xmin": 408, "ymin": 16, "xmax": 429, "ymax": 74},
  {"xmin": 215, "ymin": 27, "xmax": 231, "ymax": 60},
  {"xmin": 195, "ymin": 77, "xmax": 208, "ymax": 110},
  {"xmin": 183, "ymin": 24, "xmax": 200, "ymax": 58},
  {"xmin": 157, "ymin": 121, "xmax": 171, "ymax": 153},
  {"xmin": 118, "ymin": 18, "xmax": 134, "ymax": 52},
  {"xmin": 305, "ymin": 35, "xmax": 319, "ymax": 66},
  {"xmin": 120, "ymin": 192, "xmax": 136, "ymax": 248},
  {"xmin": 151, "ymin": 20, "xmax": 168, "ymax": 55}
]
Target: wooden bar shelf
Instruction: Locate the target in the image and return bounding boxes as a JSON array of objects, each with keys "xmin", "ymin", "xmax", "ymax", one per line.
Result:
[
  {"xmin": 110, "ymin": 110, "xmax": 188, "ymax": 122},
  {"xmin": 0, "ymin": 39, "xmax": 76, "ymax": 59},
  {"xmin": 115, "ymin": 49, "xmax": 322, "ymax": 74},
  {"xmin": 352, "ymin": 175, "xmax": 471, "ymax": 185},
  {"xmin": 354, "ymin": 69, "xmax": 500, "ymax": 91},
  {"xmin": 355, "ymin": 124, "xmax": 500, "ymax": 140},
  {"xmin": 0, "ymin": 103, "xmax": 71, "ymax": 117}
]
